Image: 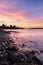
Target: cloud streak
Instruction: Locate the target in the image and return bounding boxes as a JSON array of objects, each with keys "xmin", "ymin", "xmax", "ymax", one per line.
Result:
[{"xmin": 0, "ymin": 0, "xmax": 43, "ymax": 28}]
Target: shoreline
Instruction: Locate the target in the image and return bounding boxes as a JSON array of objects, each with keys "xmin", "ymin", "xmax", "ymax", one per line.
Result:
[
  {"xmin": 0, "ymin": 30, "xmax": 43, "ymax": 65},
  {"xmin": 0, "ymin": 30, "xmax": 18, "ymax": 65}
]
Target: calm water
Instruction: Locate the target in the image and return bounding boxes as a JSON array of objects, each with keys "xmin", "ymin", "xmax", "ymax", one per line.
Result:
[
  {"xmin": 8, "ymin": 29, "xmax": 43, "ymax": 52},
  {"xmin": 4, "ymin": 29, "xmax": 43, "ymax": 61}
]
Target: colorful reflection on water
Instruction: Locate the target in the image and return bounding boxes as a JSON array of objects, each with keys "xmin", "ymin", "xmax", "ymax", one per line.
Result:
[{"xmin": 8, "ymin": 29, "xmax": 43, "ymax": 51}]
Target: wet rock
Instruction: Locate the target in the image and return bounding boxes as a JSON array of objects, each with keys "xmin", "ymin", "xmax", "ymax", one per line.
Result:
[
  {"xmin": 29, "ymin": 41, "xmax": 33, "ymax": 43},
  {"xmin": 21, "ymin": 44, "xmax": 25, "ymax": 48},
  {"xmin": 0, "ymin": 30, "xmax": 19, "ymax": 65},
  {"xmin": 7, "ymin": 52, "xmax": 26, "ymax": 64},
  {"xmin": 32, "ymin": 56, "xmax": 43, "ymax": 65},
  {"xmin": 40, "ymin": 50, "xmax": 43, "ymax": 53},
  {"xmin": 7, "ymin": 46, "xmax": 18, "ymax": 52},
  {"xmin": 24, "ymin": 51, "xmax": 35, "ymax": 63},
  {"xmin": 29, "ymin": 41, "xmax": 37, "ymax": 43},
  {"xmin": 15, "ymin": 53, "xmax": 26, "ymax": 62}
]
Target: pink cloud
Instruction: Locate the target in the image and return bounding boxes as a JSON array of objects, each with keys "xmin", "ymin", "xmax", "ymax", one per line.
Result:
[
  {"xmin": 0, "ymin": 3, "xmax": 16, "ymax": 11},
  {"xmin": 37, "ymin": 20, "xmax": 43, "ymax": 23},
  {"xmin": 0, "ymin": 4, "xmax": 10, "ymax": 9},
  {"xmin": 0, "ymin": 7, "xmax": 30, "ymax": 22},
  {"xmin": 0, "ymin": 4, "xmax": 40, "ymax": 24}
]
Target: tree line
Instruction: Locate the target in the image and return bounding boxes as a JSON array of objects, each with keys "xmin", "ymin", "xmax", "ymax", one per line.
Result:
[{"xmin": 0, "ymin": 24, "xmax": 24, "ymax": 29}]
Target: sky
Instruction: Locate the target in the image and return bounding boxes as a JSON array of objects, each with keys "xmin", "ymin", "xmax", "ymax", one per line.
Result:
[{"xmin": 0, "ymin": 0, "xmax": 43, "ymax": 28}]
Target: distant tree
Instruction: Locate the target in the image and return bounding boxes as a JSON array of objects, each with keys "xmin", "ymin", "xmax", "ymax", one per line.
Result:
[
  {"xmin": 0, "ymin": 24, "xmax": 24, "ymax": 29},
  {"xmin": 10, "ymin": 25, "xmax": 13, "ymax": 29},
  {"xmin": 2, "ymin": 24, "xmax": 6, "ymax": 29},
  {"xmin": 13, "ymin": 25, "xmax": 16, "ymax": 29}
]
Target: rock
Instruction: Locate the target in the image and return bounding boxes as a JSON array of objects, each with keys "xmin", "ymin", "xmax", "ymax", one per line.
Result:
[
  {"xmin": 0, "ymin": 30, "xmax": 19, "ymax": 65},
  {"xmin": 22, "ymin": 44, "xmax": 25, "ymax": 48},
  {"xmin": 40, "ymin": 50, "xmax": 43, "ymax": 53},
  {"xmin": 7, "ymin": 52, "xmax": 26, "ymax": 64},
  {"xmin": 32, "ymin": 56, "xmax": 43, "ymax": 65},
  {"xmin": 24, "ymin": 51, "xmax": 35, "ymax": 63},
  {"xmin": 15, "ymin": 53, "xmax": 26, "ymax": 62},
  {"xmin": 6, "ymin": 46, "xmax": 18, "ymax": 52},
  {"xmin": 29, "ymin": 41, "xmax": 37, "ymax": 43},
  {"xmin": 21, "ymin": 44, "xmax": 27, "ymax": 48}
]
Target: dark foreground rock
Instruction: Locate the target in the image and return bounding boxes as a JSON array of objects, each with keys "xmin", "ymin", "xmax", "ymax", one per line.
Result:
[
  {"xmin": 7, "ymin": 50, "xmax": 43, "ymax": 65},
  {"xmin": 0, "ymin": 30, "xmax": 18, "ymax": 65}
]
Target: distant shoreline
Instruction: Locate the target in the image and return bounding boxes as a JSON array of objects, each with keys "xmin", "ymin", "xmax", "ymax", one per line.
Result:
[
  {"xmin": 29, "ymin": 28, "xmax": 43, "ymax": 29},
  {"xmin": 1, "ymin": 28, "xmax": 43, "ymax": 29}
]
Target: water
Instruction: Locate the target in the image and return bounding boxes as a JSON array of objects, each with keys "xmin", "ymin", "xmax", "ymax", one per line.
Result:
[
  {"xmin": 8, "ymin": 29, "xmax": 43, "ymax": 51},
  {"xmin": 7, "ymin": 29, "xmax": 43, "ymax": 61}
]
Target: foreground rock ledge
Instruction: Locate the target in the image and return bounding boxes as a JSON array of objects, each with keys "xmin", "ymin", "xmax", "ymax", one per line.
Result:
[{"xmin": 0, "ymin": 30, "xmax": 18, "ymax": 65}]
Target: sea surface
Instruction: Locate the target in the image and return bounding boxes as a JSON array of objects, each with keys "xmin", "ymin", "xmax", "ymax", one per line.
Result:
[
  {"xmin": 7, "ymin": 29, "xmax": 43, "ymax": 51},
  {"xmin": 5, "ymin": 29, "xmax": 43, "ymax": 61}
]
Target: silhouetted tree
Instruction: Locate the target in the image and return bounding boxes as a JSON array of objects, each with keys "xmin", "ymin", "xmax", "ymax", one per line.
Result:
[
  {"xmin": 13, "ymin": 25, "xmax": 16, "ymax": 29},
  {"xmin": 10, "ymin": 25, "xmax": 13, "ymax": 29},
  {"xmin": 2, "ymin": 24, "xmax": 6, "ymax": 29},
  {"xmin": 0, "ymin": 24, "xmax": 24, "ymax": 29}
]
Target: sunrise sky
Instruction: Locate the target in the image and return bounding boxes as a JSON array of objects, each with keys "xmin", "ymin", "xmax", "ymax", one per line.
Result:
[{"xmin": 0, "ymin": 0, "xmax": 43, "ymax": 28}]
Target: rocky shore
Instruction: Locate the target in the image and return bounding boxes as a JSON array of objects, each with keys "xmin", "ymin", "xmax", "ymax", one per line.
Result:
[{"xmin": 0, "ymin": 30, "xmax": 43, "ymax": 65}]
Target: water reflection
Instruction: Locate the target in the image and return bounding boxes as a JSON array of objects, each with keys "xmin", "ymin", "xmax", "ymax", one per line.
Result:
[{"xmin": 8, "ymin": 29, "xmax": 43, "ymax": 51}]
